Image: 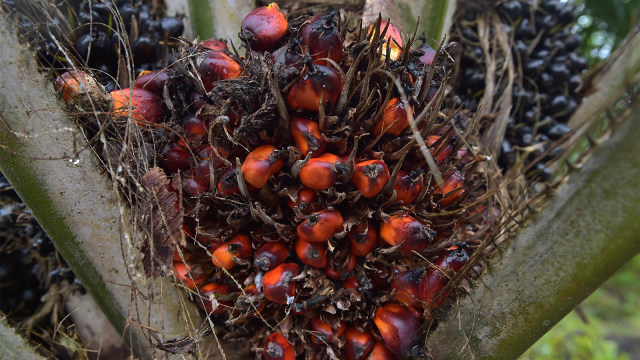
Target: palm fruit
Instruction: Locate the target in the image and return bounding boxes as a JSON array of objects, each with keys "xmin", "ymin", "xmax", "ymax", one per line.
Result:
[{"xmin": 43, "ymin": 4, "xmax": 491, "ymax": 359}]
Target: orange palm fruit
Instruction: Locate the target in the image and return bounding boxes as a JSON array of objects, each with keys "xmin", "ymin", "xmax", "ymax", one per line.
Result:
[
  {"xmin": 426, "ymin": 135, "xmax": 454, "ymax": 163},
  {"xmin": 254, "ymin": 241, "xmax": 289, "ymax": 271},
  {"xmin": 286, "ymin": 65, "xmax": 342, "ymax": 111},
  {"xmin": 202, "ymin": 38, "xmax": 228, "ymax": 51},
  {"xmin": 54, "ymin": 70, "xmax": 100, "ymax": 104},
  {"xmin": 287, "ymin": 187, "xmax": 318, "ymax": 214},
  {"xmin": 295, "ymin": 238, "xmax": 328, "ymax": 268},
  {"xmin": 299, "ymin": 153, "xmax": 348, "ymax": 190},
  {"xmin": 198, "ymin": 52, "xmax": 242, "ymax": 92},
  {"xmin": 218, "ymin": 166, "xmax": 240, "ymax": 196},
  {"xmin": 297, "ymin": 209, "xmax": 344, "ymax": 243},
  {"xmin": 393, "ymin": 169, "xmax": 424, "ymax": 204},
  {"xmin": 434, "ymin": 171, "xmax": 466, "ymax": 207},
  {"xmin": 172, "ymin": 262, "xmax": 206, "ymax": 290},
  {"xmin": 241, "ymin": 3, "xmax": 287, "ymax": 52},
  {"xmin": 197, "ymin": 282, "xmax": 230, "ymax": 314},
  {"xmin": 349, "ymin": 219, "xmax": 378, "ymax": 257},
  {"xmin": 419, "ymin": 244, "xmax": 470, "ymax": 309},
  {"xmin": 133, "ymin": 69, "xmax": 168, "ymax": 96},
  {"xmin": 291, "ymin": 116, "xmax": 326, "ymax": 157},
  {"xmin": 263, "ymin": 263, "xmax": 299, "ymax": 304},
  {"xmin": 211, "ymin": 234, "xmax": 253, "ymax": 270},
  {"xmin": 110, "ymin": 88, "xmax": 165, "ymax": 124},
  {"xmin": 310, "ymin": 316, "xmax": 345, "ymax": 345},
  {"xmin": 373, "ymin": 303, "xmax": 420, "ymax": 357},
  {"xmin": 368, "ymin": 20, "xmax": 403, "ymax": 61},
  {"xmin": 379, "ymin": 214, "xmax": 434, "ymax": 253},
  {"xmin": 352, "ymin": 160, "xmax": 390, "ymax": 198},
  {"xmin": 366, "ymin": 342, "xmax": 398, "ymax": 360},
  {"xmin": 344, "ymin": 326, "xmax": 374, "ymax": 360},
  {"xmin": 391, "ymin": 268, "xmax": 424, "ymax": 308},
  {"xmin": 374, "ymin": 98, "xmax": 412, "ymax": 136},
  {"xmin": 241, "ymin": 145, "xmax": 284, "ymax": 188},
  {"xmin": 263, "ymin": 331, "xmax": 295, "ymax": 360}
]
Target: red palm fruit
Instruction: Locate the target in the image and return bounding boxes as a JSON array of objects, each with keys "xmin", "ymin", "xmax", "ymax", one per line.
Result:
[
  {"xmin": 54, "ymin": 70, "xmax": 95, "ymax": 104},
  {"xmin": 172, "ymin": 262, "xmax": 206, "ymax": 290},
  {"xmin": 366, "ymin": 342, "xmax": 398, "ymax": 360},
  {"xmin": 134, "ymin": 70, "xmax": 168, "ymax": 96},
  {"xmin": 263, "ymin": 332, "xmax": 295, "ymax": 360},
  {"xmin": 254, "ymin": 241, "xmax": 289, "ymax": 271},
  {"xmin": 369, "ymin": 20, "xmax": 403, "ymax": 61},
  {"xmin": 238, "ymin": 283, "xmax": 265, "ymax": 314},
  {"xmin": 343, "ymin": 275, "xmax": 359, "ymax": 290},
  {"xmin": 374, "ymin": 98, "xmax": 412, "ymax": 136},
  {"xmin": 291, "ymin": 116, "xmax": 326, "ymax": 157},
  {"xmin": 286, "ymin": 65, "xmax": 342, "ymax": 111},
  {"xmin": 287, "ymin": 187, "xmax": 317, "ymax": 214},
  {"xmin": 302, "ymin": 13, "xmax": 344, "ymax": 65},
  {"xmin": 197, "ymin": 282, "xmax": 230, "ymax": 314},
  {"xmin": 159, "ymin": 142, "xmax": 190, "ymax": 173},
  {"xmin": 218, "ymin": 166, "xmax": 240, "ymax": 196},
  {"xmin": 379, "ymin": 214, "xmax": 434, "ymax": 253},
  {"xmin": 418, "ymin": 44, "xmax": 436, "ymax": 66},
  {"xmin": 241, "ymin": 3, "xmax": 287, "ymax": 52},
  {"xmin": 271, "ymin": 45, "xmax": 304, "ymax": 69},
  {"xmin": 391, "ymin": 268, "xmax": 424, "ymax": 308},
  {"xmin": 373, "ymin": 303, "xmax": 420, "ymax": 357},
  {"xmin": 110, "ymin": 88, "xmax": 165, "ymax": 124},
  {"xmin": 426, "ymin": 135, "xmax": 454, "ymax": 163},
  {"xmin": 299, "ymin": 153, "xmax": 348, "ymax": 190},
  {"xmin": 349, "ymin": 219, "xmax": 378, "ymax": 257},
  {"xmin": 310, "ymin": 317, "xmax": 345, "ymax": 345},
  {"xmin": 202, "ymin": 38, "xmax": 228, "ymax": 51},
  {"xmin": 198, "ymin": 52, "xmax": 242, "ymax": 92},
  {"xmin": 324, "ymin": 252, "xmax": 356, "ymax": 280},
  {"xmin": 295, "ymin": 238, "xmax": 327, "ymax": 268},
  {"xmin": 297, "ymin": 209, "xmax": 344, "ymax": 243},
  {"xmin": 183, "ymin": 169, "xmax": 209, "ymax": 197},
  {"xmin": 344, "ymin": 326, "xmax": 374, "ymax": 360},
  {"xmin": 352, "ymin": 160, "xmax": 390, "ymax": 198},
  {"xmin": 211, "ymin": 234, "xmax": 253, "ymax": 270},
  {"xmin": 183, "ymin": 116, "xmax": 207, "ymax": 142},
  {"xmin": 419, "ymin": 244, "xmax": 470, "ymax": 309},
  {"xmin": 263, "ymin": 263, "xmax": 299, "ymax": 304},
  {"xmin": 241, "ymin": 145, "xmax": 284, "ymax": 188},
  {"xmin": 434, "ymin": 171, "xmax": 466, "ymax": 207},
  {"xmin": 393, "ymin": 169, "xmax": 424, "ymax": 204}
]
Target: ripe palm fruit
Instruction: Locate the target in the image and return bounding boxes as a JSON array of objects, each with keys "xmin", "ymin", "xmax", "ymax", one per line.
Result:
[
  {"xmin": 241, "ymin": 145, "xmax": 284, "ymax": 188},
  {"xmin": 198, "ymin": 51, "xmax": 242, "ymax": 92},
  {"xmin": 369, "ymin": 20, "xmax": 403, "ymax": 61},
  {"xmin": 366, "ymin": 342, "xmax": 398, "ymax": 360},
  {"xmin": 211, "ymin": 234, "xmax": 253, "ymax": 270},
  {"xmin": 134, "ymin": 70, "xmax": 168, "ymax": 96},
  {"xmin": 291, "ymin": 116, "xmax": 326, "ymax": 157},
  {"xmin": 197, "ymin": 282, "xmax": 230, "ymax": 314},
  {"xmin": 286, "ymin": 65, "xmax": 343, "ymax": 111},
  {"xmin": 287, "ymin": 187, "xmax": 317, "ymax": 214},
  {"xmin": 263, "ymin": 332, "xmax": 295, "ymax": 360},
  {"xmin": 172, "ymin": 262, "xmax": 206, "ymax": 290},
  {"xmin": 297, "ymin": 209, "xmax": 344, "ymax": 243},
  {"xmin": 426, "ymin": 135, "xmax": 455, "ymax": 163},
  {"xmin": 344, "ymin": 326, "xmax": 374, "ymax": 360},
  {"xmin": 380, "ymin": 214, "xmax": 434, "ymax": 253},
  {"xmin": 110, "ymin": 88, "xmax": 165, "ymax": 124},
  {"xmin": 254, "ymin": 241, "xmax": 289, "ymax": 271},
  {"xmin": 299, "ymin": 153, "xmax": 348, "ymax": 190},
  {"xmin": 374, "ymin": 98, "xmax": 413, "ymax": 136},
  {"xmin": 310, "ymin": 316, "xmax": 345, "ymax": 345},
  {"xmin": 393, "ymin": 169, "xmax": 424, "ymax": 204},
  {"xmin": 373, "ymin": 303, "xmax": 420, "ymax": 357},
  {"xmin": 182, "ymin": 116, "xmax": 207, "ymax": 143},
  {"xmin": 295, "ymin": 238, "xmax": 328, "ymax": 268},
  {"xmin": 349, "ymin": 219, "xmax": 378, "ymax": 257},
  {"xmin": 201, "ymin": 38, "xmax": 228, "ymax": 51},
  {"xmin": 217, "ymin": 166, "xmax": 240, "ymax": 196},
  {"xmin": 302, "ymin": 12, "xmax": 344, "ymax": 65},
  {"xmin": 159, "ymin": 142, "xmax": 190, "ymax": 173},
  {"xmin": 263, "ymin": 263, "xmax": 299, "ymax": 304},
  {"xmin": 182, "ymin": 169, "xmax": 209, "ymax": 197},
  {"xmin": 434, "ymin": 171, "xmax": 466, "ymax": 207},
  {"xmin": 324, "ymin": 251, "xmax": 356, "ymax": 280},
  {"xmin": 419, "ymin": 244, "xmax": 470, "ymax": 309},
  {"xmin": 54, "ymin": 70, "xmax": 106, "ymax": 106},
  {"xmin": 241, "ymin": 3, "xmax": 287, "ymax": 52},
  {"xmin": 352, "ymin": 160, "xmax": 391, "ymax": 198},
  {"xmin": 391, "ymin": 268, "xmax": 424, "ymax": 307}
]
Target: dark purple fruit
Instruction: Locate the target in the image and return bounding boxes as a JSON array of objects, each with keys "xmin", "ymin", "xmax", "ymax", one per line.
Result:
[{"xmin": 161, "ymin": 16, "xmax": 184, "ymax": 38}]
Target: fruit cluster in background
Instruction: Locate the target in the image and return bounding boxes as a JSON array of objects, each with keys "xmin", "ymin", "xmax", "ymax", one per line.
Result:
[{"xmin": 452, "ymin": 0, "xmax": 587, "ymax": 180}]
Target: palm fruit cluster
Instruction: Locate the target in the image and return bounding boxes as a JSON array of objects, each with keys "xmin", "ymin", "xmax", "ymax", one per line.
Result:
[
  {"xmin": 5, "ymin": 0, "xmax": 185, "ymax": 92},
  {"xmin": 452, "ymin": 0, "xmax": 587, "ymax": 179},
  {"xmin": 48, "ymin": 4, "xmax": 495, "ymax": 360}
]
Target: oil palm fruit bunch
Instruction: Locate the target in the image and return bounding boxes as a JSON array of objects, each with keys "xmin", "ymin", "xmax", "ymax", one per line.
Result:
[
  {"xmin": 451, "ymin": 0, "xmax": 587, "ymax": 180},
  {"xmin": 49, "ymin": 3, "xmax": 496, "ymax": 359}
]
